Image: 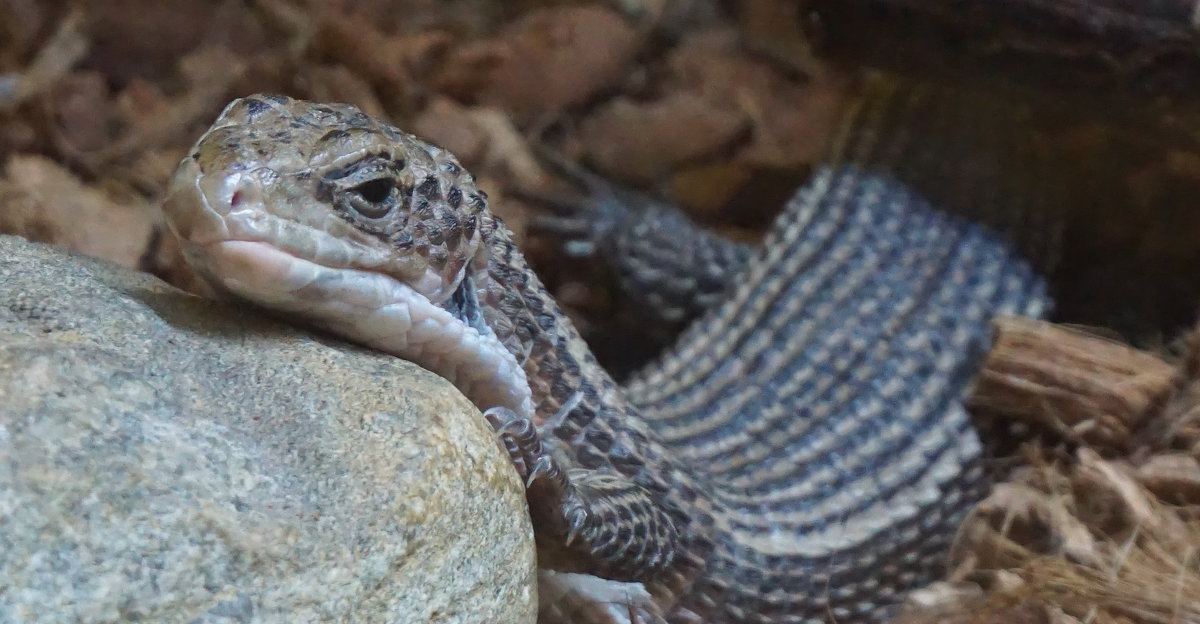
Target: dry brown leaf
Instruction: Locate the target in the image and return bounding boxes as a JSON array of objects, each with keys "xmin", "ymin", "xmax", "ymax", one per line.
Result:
[
  {"xmin": 667, "ymin": 29, "xmax": 849, "ymax": 168},
  {"xmin": 412, "ymin": 97, "xmax": 491, "ymax": 164},
  {"xmin": 578, "ymin": 92, "xmax": 746, "ymax": 183},
  {"xmin": 436, "ymin": 6, "xmax": 639, "ymax": 118},
  {"xmin": 0, "ymin": 154, "xmax": 154, "ymax": 267}
]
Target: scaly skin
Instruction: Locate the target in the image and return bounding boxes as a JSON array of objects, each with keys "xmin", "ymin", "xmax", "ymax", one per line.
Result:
[{"xmin": 162, "ymin": 78, "xmax": 1051, "ymax": 623}]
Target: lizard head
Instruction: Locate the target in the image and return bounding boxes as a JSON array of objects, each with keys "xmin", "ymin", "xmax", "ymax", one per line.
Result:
[
  {"xmin": 164, "ymin": 94, "xmax": 489, "ymax": 307},
  {"xmin": 163, "ymin": 94, "xmax": 533, "ymax": 417}
]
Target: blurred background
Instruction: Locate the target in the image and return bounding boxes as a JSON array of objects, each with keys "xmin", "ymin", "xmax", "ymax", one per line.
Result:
[{"xmin": 3, "ymin": 0, "xmax": 1200, "ymax": 376}]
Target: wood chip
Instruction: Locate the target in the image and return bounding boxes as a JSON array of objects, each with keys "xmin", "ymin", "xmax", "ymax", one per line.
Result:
[{"xmin": 970, "ymin": 317, "xmax": 1176, "ymax": 449}]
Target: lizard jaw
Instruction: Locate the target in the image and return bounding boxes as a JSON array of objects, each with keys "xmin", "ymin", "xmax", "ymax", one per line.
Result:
[{"xmin": 190, "ymin": 238, "xmax": 535, "ymax": 420}]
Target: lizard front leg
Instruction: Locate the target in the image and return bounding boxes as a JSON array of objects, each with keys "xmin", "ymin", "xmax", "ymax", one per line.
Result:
[
  {"xmin": 524, "ymin": 153, "xmax": 753, "ymax": 330},
  {"xmin": 485, "ymin": 406, "xmax": 680, "ymax": 582}
]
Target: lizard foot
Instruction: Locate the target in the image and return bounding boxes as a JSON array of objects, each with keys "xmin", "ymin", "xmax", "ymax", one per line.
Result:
[
  {"xmin": 537, "ymin": 570, "xmax": 667, "ymax": 624},
  {"xmin": 484, "ymin": 406, "xmax": 590, "ymax": 544},
  {"xmin": 483, "ymin": 406, "xmax": 680, "ymax": 580},
  {"xmin": 515, "ymin": 149, "xmax": 646, "ymax": 258},
  {"xmin": 518, "ymin": 150, "xmax": 752, "ymax": 330}
]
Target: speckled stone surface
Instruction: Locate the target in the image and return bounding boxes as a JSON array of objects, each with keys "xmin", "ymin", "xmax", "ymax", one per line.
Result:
[{"xmin": 0, "ymin": 235, "xmax": 537, "ymax": 624}]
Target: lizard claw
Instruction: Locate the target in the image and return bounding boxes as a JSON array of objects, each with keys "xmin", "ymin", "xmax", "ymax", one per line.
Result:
[
  {"xmin": 527, "ymin": 454, "xmax": 557, "ymax": 487},
  {"xmin": 483, "ymin": 405, "xmax": 592, "ymax": 548},
  {"xmin": 514, "ymin": 148, "xmax": 653, "ymax": 257},
  {"xmin": 564, "ymin": 506, "xmax": 590, "ymax": 546},
  {"xmin": 484, "ymin": 406, "xmax": 544, "ymax": 482},
  {"xmin": 483, "ymin": 405, "xmax": 571, "ymax": 493}
]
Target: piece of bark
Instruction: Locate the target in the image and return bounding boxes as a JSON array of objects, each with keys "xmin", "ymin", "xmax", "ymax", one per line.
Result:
[{"xmin": 970, "ymin": 317, "xmax": 1176, "ymax": 449}]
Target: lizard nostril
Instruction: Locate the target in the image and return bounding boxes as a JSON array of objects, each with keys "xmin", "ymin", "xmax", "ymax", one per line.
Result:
[{"xmin": 230, "ymin": 191, "xmax": 244, "ymax": 210}]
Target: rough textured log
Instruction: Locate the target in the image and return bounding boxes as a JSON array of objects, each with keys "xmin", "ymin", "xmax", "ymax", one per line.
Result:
[{"xmin": 970, "ymin": 316, "xmax": 1177, "ymax": 448}]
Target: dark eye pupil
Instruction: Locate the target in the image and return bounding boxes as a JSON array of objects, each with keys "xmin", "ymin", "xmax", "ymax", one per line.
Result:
[{"xmin": 352, "ymin": 178, "xmax": 394, "ymax": 204}]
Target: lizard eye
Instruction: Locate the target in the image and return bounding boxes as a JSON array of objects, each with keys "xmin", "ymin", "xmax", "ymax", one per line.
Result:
[{"xmin": 347, "ymin": 177, "xmax": 399, "ymax": 219}]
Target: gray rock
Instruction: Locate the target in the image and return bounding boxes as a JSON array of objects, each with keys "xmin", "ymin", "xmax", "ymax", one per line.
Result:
[{"xmin": 0, "ymin": 235, "xmax": 537, "ymax": 624}]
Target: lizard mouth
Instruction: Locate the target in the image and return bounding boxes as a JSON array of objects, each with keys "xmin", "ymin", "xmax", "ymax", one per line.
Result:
[
  {"xmin": 191, "ymin": 233, "xmax": 481, "ymax": 331},
  {"xmin": 189, "ymin": 237, "xmax": 534, "ymax": 419},
  {"xmin": 163, "ymin": 152, "xmax": 532, "ymax": 415},
  {"xmin": 443, "ymin": 272, "xmax": 491, "ymax": 338}
]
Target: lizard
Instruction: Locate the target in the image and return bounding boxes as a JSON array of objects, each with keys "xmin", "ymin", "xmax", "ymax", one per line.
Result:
[
  {"xmin": 161, "ymin": 77, "xmax": 1052, "ymax": 623},
  {"xmin": 155, "ymin": 0, "xmax": 1200, "ymax": 620}
]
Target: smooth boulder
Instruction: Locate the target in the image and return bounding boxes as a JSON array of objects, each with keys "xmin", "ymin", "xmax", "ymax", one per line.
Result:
[{"xmin": 0, "ymin": 235, "xmax": 537, "ymax": 623}]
